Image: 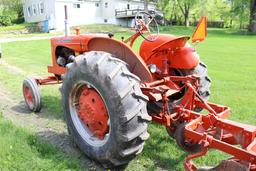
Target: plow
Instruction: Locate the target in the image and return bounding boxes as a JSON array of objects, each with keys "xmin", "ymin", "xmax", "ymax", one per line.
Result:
[{"xmin": 22, "ymin": 12, "xmax": 256, "ymax": 170}]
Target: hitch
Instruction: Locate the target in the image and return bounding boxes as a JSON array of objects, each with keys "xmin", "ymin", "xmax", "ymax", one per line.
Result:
[{"xmin": 142, "ymin": 75, "xmax": 256, "ymax": 170}]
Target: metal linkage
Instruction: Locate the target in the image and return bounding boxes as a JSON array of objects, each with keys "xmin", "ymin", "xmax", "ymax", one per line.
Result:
[
  {"xmin": 175, "ymin": 82, "xmax": 256, "ymax": 170},
  {"xmin": 35, "ymin": 76, "xmax": 62, "ymax": 85},
  {"xmin": 142, "ymin": 75, "xmax": 256, "ymax": 170},
  {"xmin": 184, "ymin": 111, "xmax": 256, "ymax": 170}
]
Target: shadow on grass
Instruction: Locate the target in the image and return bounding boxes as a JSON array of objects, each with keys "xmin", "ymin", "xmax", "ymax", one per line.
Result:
[
  {"xmin": 11, "ymin": 101, "xmax": 31, "ymax": 114},
  {"xmin": 11, "ymin": 95, "xmax": 65, "ymax": 121},
  {"xmin": 140, "ymin": 124, "xmax": 187, "ymax": 170},
  {"xmin": 11, "ymin": 97, "xmax": 184, "ymax": 170},
  {"xmin": 36, "ymin": 130, "xmax": 104, "ymax": 171},
  {"xmin": 40, "ymin": 95, "xmax": 64, "ymax": 119},
  {"xmin": 0, "ymin": 116, "xmax": 93, "ymax": 170},
  {"xmin": 9, "ymin": 100, "xmax": 105, "ymax": 170}
]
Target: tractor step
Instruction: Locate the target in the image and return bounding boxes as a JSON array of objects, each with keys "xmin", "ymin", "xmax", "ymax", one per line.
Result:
[{"xmin": 146, "ymin": 85, "xmax": 179, "ymax": 101}]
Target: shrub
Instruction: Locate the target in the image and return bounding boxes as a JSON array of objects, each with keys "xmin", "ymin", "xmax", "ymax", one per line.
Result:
[
  {"xmin": 12, "ymin": 17, "xmax": 25, "ymax": 24},
  {"xmin": 0, "ymin": 15, "xmax": 12, "ymax": 26}
]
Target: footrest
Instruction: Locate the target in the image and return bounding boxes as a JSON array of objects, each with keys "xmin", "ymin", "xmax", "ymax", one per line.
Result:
[{"xmin": 147, "ymin": 85, "xmax": 179, "ymax": 101}]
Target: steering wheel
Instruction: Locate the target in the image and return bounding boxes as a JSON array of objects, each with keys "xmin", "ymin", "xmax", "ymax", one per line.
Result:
[{"xmin": 135, "ymin": 11, "xmax": 159, "ymax": 42}]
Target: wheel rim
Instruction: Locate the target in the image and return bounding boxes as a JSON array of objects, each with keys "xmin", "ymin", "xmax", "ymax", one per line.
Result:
[
  {"xmin": 69, "ymin": 82, "xmax": 110, "ymax": 147},
  {"xmin": 24, "ymin": 85, "xmax": 34, "ymax": 109}
]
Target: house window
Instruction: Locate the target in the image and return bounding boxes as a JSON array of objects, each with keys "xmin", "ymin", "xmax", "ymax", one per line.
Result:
[
  {"xmin": 32, "ymin": 4, "xmax": 37, "ymax": 16},
  {"xmin": 27, "ymin": 6, "xmax": 32, "ymax": 17},
  {"xmin": 104, "ymin": 2, "xmax": 108, "ymax": 8},
  {"xmin": 37, "ymin": 4, "xmax": 40, "ymax": 14},
  {"xmin": 39, "ymin": 2, "xmax": 44, "ymax": 14},
  {"xmin": 95, "ymin": 3, "xmax": 99, "ymax": 7},
  {"xmin": 73, "ymin": 3, "xmax": 81, "ymax": 8}
]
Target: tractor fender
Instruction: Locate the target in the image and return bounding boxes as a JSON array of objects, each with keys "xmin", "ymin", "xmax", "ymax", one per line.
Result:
[
  {"xmin": 169, "ymin": 44, "xmax": 200, "ymax": 69},
  {"xmin": 87, "ymin": 37, "xmax": 152, "ymax": 82},
  {"xmin": 140, "ymin": 35, "xmax": 199, "ymax": 70},
  {"xmin": 50, "ymin": 35, "xmax": 152, "ymax": 82}
]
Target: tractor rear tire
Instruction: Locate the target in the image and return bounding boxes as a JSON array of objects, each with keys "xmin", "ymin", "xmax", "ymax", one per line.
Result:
[
  {"xmin": 22, "ymin": 78, "xmax": 41, "ymax": 112},
  {"xmin": 167, "ymin": 62, "xmax": 211, "ymax": 134},
  {"xmin": 180, "ymin": 61, "xmax": 211, "ymax": 105},
  {"xmin": 61, "ymin": 51, "xmax": 151, "ymax": 168},
  {"xmin": 148, "ymin": 61, "xmax": 211, "ymax": 114}
]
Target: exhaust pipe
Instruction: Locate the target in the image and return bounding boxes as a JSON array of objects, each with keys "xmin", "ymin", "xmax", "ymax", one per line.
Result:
[{"xmin": 64, "ymin": 5, "xmax": 70, "ymax": 36}]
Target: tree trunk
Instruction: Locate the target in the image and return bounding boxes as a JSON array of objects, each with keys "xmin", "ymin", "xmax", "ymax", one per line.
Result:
[
  {"xmin": 144, "ymin": 0, "xmax": 149, "ymax": 12},
  {"xmin": 177, "ymin": 1, "xmax": 191, "ymax": 27},
  {"xmin": 185, "ymin": 11, "xmax": 189, "ymax": 27},
  {"xmin": 248, "ymin": 0, "xmax": 256, "ymax": 32}
]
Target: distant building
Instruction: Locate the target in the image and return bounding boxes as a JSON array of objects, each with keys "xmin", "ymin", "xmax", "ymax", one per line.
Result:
[{"xmin": 22, "ymin": 0, "xmax": 161, "ymax": 31}]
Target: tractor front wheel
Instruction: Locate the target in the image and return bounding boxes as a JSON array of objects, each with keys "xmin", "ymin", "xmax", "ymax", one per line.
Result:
[
  {"xmin": 62, "ymin": 51, "xmax": 151, "ymax": 168},
  {"xmin": 22, "ymin": 78, "xmax": 41, "ymax": 112}
]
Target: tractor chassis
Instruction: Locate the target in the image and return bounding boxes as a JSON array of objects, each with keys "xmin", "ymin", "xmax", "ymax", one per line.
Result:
[{"xmin": 34, "ymin": 74, "xmax": 256, "ymax": 170}]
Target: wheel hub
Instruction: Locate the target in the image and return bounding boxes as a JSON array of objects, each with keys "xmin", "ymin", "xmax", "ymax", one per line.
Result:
[
  {"xmin": 77, "ymin": 86, "xmax": 109, "ymax": 140},
  {"xmin": 24, "ymin": 86, "xmax": 34, "ymax": 108}
]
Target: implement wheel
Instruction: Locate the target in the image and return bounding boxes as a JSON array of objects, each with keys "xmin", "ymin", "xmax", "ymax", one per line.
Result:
[
  {"xmin": 62, "ymin": 51, "xmax": 151, "ymax": 168},
  {"xmin": 174, "ymin": 123, "xmax": 202, "ymax": 154},
  {"xmin": 22, "ymin": 78, "xmax": 41, "ymax": 112}
]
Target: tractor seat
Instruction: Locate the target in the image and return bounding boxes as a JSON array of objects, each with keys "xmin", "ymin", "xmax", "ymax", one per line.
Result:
[{"xmin": 139, "ymin": 35, "xmax": 190, "ymax": 62}]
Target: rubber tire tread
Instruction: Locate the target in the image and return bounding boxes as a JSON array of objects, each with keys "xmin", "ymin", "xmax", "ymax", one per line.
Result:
[
  {"xmin": 22, "ymin": 78, "xmax": 41, "ymax": 112},
  {"xmin": 180, "ymin": 61, "xmax": 211, "ymax": 103},
  {"xmin": 61, "ymin": 51, "xmax": 151, "ymax": 168}
]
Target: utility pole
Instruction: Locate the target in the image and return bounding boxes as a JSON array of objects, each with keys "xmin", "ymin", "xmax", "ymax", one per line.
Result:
[
  {"xmin": 64, "ymin": 5, "xmax": 70, "ymax": 36},
  {"xmin": 144, "ymin": 0, "xmax": 148, "ymax": 12}
]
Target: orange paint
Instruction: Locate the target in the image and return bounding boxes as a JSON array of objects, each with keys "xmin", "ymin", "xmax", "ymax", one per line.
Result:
[
  {"xmin": 77, "ymin": 86, "xmax": 109, "ymax": 140},
  {"xmin": 140, "ymin": 34, "xmax": 199, "ymax": 72},
  {"xmin": 192, "ymin": 16, "xmax": 207, "ymax": 43}
]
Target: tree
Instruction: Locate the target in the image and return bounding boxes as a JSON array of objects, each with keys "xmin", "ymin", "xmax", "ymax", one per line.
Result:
[
  {"xmin": 0, "ymin": 0, "xmax": 24, "ymax": 23},
  {"xmin": 249, "ymin": 0, "xmax": 256, "ymax": 32},
  {"xmin": 176, "ymin": 0, "xmax": 197, "ymax": 27},
  {"xmin": 157, "ymin": 0, "xmax": 182, "ymax": 24},
  {"xmin": 228, "ymin": 0, "xmax": 249, "ymax": 29}
]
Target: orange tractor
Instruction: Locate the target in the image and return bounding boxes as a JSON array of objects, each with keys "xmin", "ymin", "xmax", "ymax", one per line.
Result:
[{"xmin": 22, "ymin": 12, "xmax": 256, "ymax": 170}]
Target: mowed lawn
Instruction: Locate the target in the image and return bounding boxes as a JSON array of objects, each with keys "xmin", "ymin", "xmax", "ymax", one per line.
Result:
[
  {"xmin": 0, "ymin": 25, "xmax": 256, "ymax": 170},
  {"xmin": 0, "ymin": 113, "xmax": 81, "ymax": 170}
]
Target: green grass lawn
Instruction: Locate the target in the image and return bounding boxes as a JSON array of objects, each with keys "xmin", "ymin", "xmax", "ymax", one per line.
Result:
[
  {"xmin": 0, "ymin": 113, "xmax": 81, "ymax": 170},
  {"xmin": 0, "ymin": 25, "xmax": 256, "ymax": 170},
  {"xmin": 0, "ymin": 23, "xmax": 36, "ymax": 32}
]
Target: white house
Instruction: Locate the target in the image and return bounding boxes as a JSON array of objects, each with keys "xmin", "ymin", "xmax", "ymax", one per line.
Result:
[{"xmin": 22, "ymin": 0, "xmax": 159, "ymax": 31}]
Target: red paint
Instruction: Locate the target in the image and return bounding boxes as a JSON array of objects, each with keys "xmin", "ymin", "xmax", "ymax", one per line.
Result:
[
  {"xmin": 142, "ymin": 75, "xmax": 256, "ymax": 170},
  {"xmin": 77, "ymin": 86, "xmax": 109, "ymax": 140},
  {"xmin": 140, "ymin": 35, "xmax": 199, "ymax": 71},
  {"xmin": 24, "ymin": 86, "xmax": 34, "ymax": 108}
]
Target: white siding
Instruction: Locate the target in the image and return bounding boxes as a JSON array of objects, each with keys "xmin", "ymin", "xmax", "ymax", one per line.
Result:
[
  {"xmin": 22, "ymin": 0, "xmax": 158, "ymax": 30},
  {"xmin": 23, "ymin": 0, "xmax": 55, "ymax": 23},
  {"xmin": 54, "ymin": 1, "xmax": 103, "ymax": 30}
]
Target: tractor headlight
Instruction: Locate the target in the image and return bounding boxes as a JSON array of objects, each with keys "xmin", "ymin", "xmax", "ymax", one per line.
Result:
[{"xmin": 149, "ymin": 64, "xmax": 157, "ymax": 73}]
